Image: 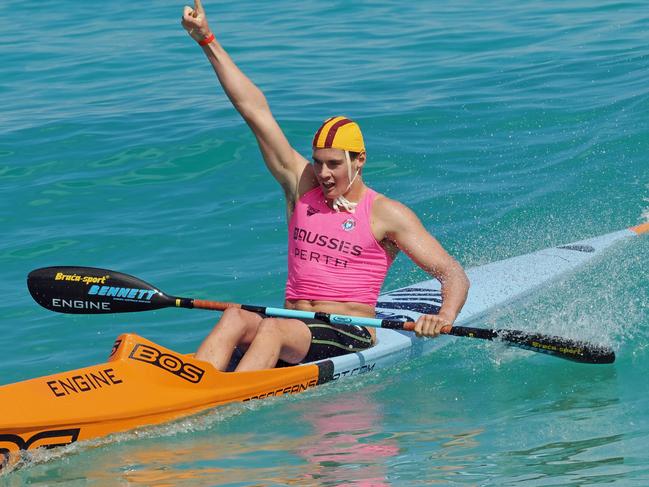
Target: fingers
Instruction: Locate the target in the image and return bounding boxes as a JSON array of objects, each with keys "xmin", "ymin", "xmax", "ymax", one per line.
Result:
[
  {"xmin": 182, "ymin": 4, "xmax": 201, "ymax": 21},
  {"xmin": 182, "ymin": 3, "xmax": 207, "ymax": 33},
  {"xmin": 180, "ymin": 1, "xmax": 211, "ymax": 43},
  {"xmin": 182, "ymin": 5, "xmax": 195, "ymax": 22},
  {"xmin": 182, "ymin": 4, "xmax": 204, "ymax": 39},
  {"xmin": 184, "ymin": 0, "xmax": 203, "ymax": 21},
  {"xmin": 413, "ymin": 315, "xmax": 453, "ymax": 338}
]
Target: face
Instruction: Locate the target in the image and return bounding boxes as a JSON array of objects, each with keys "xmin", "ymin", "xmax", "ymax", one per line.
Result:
[{"xmin": 312, "ymin": 148, "xmax": 364, "ymax": 199}]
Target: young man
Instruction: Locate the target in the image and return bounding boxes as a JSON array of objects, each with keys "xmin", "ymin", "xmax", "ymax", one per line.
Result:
[{"xmin": 182, "ymin": 1, "xmax": 470, "ymax": 372}]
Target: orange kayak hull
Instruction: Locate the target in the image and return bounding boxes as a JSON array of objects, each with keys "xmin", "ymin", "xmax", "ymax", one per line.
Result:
[{"xmin": 0, "ymin": 333, "xmax": 323, "ymax": 467}]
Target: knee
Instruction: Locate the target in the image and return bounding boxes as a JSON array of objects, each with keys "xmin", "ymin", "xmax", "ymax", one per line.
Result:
[
  {"xmin": 255, "ymin": 318, "xmax": 282, "ymax": 338},
  {"xmin": 255, "ymin": 318, "xmax": 306, "ymax": 344},
  {"xmin": 222, "ymin": 306, "xmax": 245, "ymax": 320},
  {"xmin": 211, "ymin": 307, "xmax": 247, "ymax": 333}
]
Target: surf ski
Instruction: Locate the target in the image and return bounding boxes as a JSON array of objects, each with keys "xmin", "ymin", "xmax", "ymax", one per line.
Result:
[{"xmin": 1, "ymin": 222, "xmax": 646, "ymax": 470}]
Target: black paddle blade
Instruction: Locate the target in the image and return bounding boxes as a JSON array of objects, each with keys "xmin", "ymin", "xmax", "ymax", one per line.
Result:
[
  {"xmin": 449, "ymin": 326, "xmax": 615, "ymax": 364},
  {"xmin": 27, "ymin": 266, "xmax": 177, "ymax": 314},
  {"xmin": 497, "ymin": 329, "xmax": 616, "ymax": 364}
]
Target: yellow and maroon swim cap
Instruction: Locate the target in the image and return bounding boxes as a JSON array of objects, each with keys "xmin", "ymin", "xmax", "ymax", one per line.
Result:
[{"xmin": 312, "ymin": 116, "xmax": 365, "ymax": 152}]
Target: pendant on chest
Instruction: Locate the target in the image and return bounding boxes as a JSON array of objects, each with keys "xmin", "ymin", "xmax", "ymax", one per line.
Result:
[{"xmin": 341, "ymin": 218, "xmax": 356, "ymax": 232}]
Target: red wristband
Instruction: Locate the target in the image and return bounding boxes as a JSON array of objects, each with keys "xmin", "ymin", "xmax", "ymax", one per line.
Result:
[{"xmin": 198, "ymin": 33, "xmax": 215, "ymax": 46}]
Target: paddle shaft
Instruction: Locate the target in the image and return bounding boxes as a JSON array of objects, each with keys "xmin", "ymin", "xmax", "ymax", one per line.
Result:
[
  {"xmin": 27, "ymin": 266, "xmax": 616, "ymax": 364},
  {"xmin": 192, "ymin": 298, "xmax": 418, "ymax": 329}
]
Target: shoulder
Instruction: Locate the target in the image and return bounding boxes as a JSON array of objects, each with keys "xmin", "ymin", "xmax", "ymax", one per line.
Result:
[
  {"xmin": 371, "ymin": 193, "xmax": 424, "ymax": 238},
  {"xmin": 372, "ymin": 193, "xmax": 419, "ymax": 224}
]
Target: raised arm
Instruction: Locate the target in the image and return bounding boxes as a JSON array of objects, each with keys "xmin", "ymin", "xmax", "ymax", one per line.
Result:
[
  {"xmin": 374, "ymin": 197, "xmax": 470, "ymax": 337},
  {"xmin": 181, "ymin": 0, "xmax": 310, "ymax": 203}
]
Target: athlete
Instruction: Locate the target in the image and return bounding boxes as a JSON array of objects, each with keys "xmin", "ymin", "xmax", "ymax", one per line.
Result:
[{"xmin": 182, "ymin": 0, "xmax": 470, "ymax": 372}]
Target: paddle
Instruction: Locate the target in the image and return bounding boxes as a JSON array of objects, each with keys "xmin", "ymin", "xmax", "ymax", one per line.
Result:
[{"xmin": 27, "ymin": 266, "xmax": 616, "ymax": 364}]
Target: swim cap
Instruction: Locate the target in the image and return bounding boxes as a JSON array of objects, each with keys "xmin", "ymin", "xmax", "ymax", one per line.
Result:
[{"xmin": 312, "ymin": 116, "xmax": 365, "ymax": 152}]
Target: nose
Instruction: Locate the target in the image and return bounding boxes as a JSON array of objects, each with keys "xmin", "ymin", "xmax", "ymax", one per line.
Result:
[{"xmin": 316, "ymin": 164, "xmax": 331, "ymax": 179}]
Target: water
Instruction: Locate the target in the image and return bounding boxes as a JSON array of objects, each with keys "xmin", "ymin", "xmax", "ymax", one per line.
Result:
[{"xmin": 2, "ymin": 0, "xmax": 648, "ymax": 484}]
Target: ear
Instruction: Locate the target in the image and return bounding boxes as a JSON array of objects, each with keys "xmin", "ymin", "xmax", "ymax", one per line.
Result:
[{"xmin": 355, "ymin": 151, "xmax": 367, "ymax": 170}]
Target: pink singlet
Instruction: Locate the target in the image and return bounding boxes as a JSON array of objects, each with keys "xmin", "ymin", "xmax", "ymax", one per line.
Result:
[{"xmin": 285, "ymin": 187, "xmax": 393, "ymax": 306}]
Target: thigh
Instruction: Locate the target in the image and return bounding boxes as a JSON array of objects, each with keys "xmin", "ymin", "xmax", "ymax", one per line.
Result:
[
  {"xmin": 300, "ymin": 323, "xmax": 373, "ymax": 363},
  {"xmin": 239, "ymin": 315, "xmax": 312, "ymax": 364},
  {"xmin": 270, "ymin": 318, "xmax": 313, "ymax": 365}
]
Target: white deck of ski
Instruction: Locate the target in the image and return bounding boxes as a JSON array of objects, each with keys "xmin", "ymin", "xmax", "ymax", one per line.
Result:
[{"xmin": 313, "ymin": 228, "xmax": 634, "ymax": 377}]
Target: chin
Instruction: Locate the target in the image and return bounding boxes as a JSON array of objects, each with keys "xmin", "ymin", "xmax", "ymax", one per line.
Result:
[{"xmin": 320, "ymin": 186, "xmax": 337, "ymax": 198}]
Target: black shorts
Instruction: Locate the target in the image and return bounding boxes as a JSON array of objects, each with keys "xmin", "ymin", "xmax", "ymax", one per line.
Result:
[
  {"xmin": 300, "ymin": 319, "xmax": 374, "ymax": 363},
  {"xmin": 243, "ymin": 314, "xmax": 374, "ymax": 367}
]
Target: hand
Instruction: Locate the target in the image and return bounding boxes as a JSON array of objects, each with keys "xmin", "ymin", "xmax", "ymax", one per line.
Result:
[
  {"xmin": 181, "ymin": 0, "xmax": 212, "ymax": 42},
  {"xmin": 413, "ymin": 313, "xmax": 454, "ymax": 338}
]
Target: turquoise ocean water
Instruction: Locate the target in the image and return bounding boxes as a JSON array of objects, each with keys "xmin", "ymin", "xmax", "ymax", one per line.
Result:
[{"xmin": 2, "ymin": 0, "xmax": 648, "ymax": 484}]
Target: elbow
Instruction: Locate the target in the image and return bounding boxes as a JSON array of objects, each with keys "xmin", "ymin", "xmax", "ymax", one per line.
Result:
[
  {"xmin": 461, "ymin": 265, "xmax": 470, "ymax": 290},
  {"xmin": 438, "ymin": 263, "xmax": 470, "ymax": 294},
  {"xmin": 453, "ymin": 263, "xmax": 470, "ymax": 296},
  {"xmin": 460, "ymin": 264, "xmax": 470, "ymax": 288},
  {"xmin": 233, "ymin": 100, "xmax": 258, "ymax": 121},
  {"xmin": 450, "ymin": 271, "xmax": 469, "ymax": 297},
  {"xmin": 233, "ymin": 92, "xmax": 269, "ymax": 121}
]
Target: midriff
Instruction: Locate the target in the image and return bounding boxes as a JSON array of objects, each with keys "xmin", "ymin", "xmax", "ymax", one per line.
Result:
[{"xmin": 285, "ymin": 298, "xmax": 377, "ymax": 342}]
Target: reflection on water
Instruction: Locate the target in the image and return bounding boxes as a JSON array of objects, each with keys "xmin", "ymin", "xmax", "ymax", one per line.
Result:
[
  {"xmin": 295, "ymin": 395, "xmax": 399, "ymax": 486},
  {"xmin": 98, "ymin": 394, "xmax": 488, "ymax": 485},
  {"xmin": 114, "ymin": 395, "xmax": 403, "ymax": 486}
]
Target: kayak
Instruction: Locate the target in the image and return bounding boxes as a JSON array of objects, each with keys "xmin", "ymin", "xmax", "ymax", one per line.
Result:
[{"xmin": 1, "ymin": 223, "xmax": 646, "ymax": 469}]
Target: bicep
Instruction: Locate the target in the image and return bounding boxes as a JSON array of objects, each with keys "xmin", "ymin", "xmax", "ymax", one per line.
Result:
[
  {"xmin": 248, "ymin": 110, "xmax": 309, "ymax": 195},
  {"xmin": 384, "ymin": 203, "xmax": 457, "ymax": 278}
]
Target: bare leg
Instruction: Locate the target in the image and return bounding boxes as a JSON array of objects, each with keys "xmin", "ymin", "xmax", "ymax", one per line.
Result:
[
  {"xmin": 195, "ymin": 307, "xmax": 264, "ymax": 371},
  {"xmin": 235, "ymin": 317, "xmax": 312, "ymax": 372}
]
